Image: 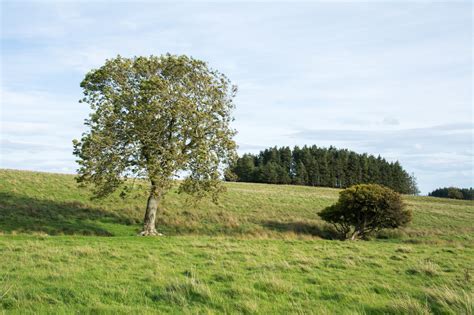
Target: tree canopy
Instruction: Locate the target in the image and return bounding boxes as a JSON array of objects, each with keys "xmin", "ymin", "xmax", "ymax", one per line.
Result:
[
  {"xmin": 319, "ymin": 184, "xmax": 412, "ymax": 240},
  {"xmin": 429, "ymin": 187, "xmax": 473, "ymax": 200},
  {"xmin": 226, "ymin": 146, "xmax": 418, "ymax": 194},
  {"xmin": 73, "ymin": 54, "xmax": 237, "ymax": 235}
]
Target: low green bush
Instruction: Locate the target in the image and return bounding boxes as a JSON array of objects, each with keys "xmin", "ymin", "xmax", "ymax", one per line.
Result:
[{"xmin": 319, "ymin": 184, "xmax": 412, "ymax": 240}]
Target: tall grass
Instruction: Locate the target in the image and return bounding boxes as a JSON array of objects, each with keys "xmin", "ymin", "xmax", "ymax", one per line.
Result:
[{"xmin": 0, "ymin": 169, "xmax": 473, "ymax": 313}]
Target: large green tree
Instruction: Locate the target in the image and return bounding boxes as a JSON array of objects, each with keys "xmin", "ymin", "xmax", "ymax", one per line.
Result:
[{"xmin": 73, "ymin": 55, "xmax": 237, "ymax": 236}]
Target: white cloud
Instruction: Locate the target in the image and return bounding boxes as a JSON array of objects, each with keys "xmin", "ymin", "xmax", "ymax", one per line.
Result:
[{"xmin": 1, "ymin": 1, "xmax": 472, "ymax": 194}]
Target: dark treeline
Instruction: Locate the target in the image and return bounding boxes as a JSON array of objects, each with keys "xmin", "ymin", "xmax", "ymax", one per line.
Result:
[
  {"xmin": 428, "ymin": 187, "xmax": 473, "ymax": 200},
  {"xmin": 225, "ymin": 145, "xmax": 419, "ymax": 194}
]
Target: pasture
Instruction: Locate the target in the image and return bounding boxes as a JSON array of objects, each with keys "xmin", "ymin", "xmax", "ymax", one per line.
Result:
[{"xmin": 0, "ymin": 169, "xmax": 472, "ymax": 314}]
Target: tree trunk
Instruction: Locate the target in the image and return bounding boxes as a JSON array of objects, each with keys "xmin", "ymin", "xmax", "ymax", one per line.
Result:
[
  {"xmin": 350, "ymin": 230, "xmax": 359, "ymax": 241},
  {"xmin": 139, "ymin": 186, "xmax": 162, "ymax": 236}
]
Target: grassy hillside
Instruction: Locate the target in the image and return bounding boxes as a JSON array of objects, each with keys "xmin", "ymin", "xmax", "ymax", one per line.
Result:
[{"xmin": 0, "ymin": 169, "xmax": 473, "ymax": 314}]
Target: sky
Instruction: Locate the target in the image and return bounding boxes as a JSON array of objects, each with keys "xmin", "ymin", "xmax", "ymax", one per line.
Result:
[{"xmin": 0, "ymin": 1, "xmax": 472, "ymax": 194}]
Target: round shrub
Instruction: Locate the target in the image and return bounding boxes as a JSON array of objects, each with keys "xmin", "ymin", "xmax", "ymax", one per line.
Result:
[{"xmin": 319, "ymin": 184, "xmax": 412, "ymax": 240}]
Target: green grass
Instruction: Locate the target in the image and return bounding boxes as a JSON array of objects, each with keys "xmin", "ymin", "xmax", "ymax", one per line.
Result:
[{"xmin": 0, "ymin": 169, "xmax": 473, "ymax": 314}]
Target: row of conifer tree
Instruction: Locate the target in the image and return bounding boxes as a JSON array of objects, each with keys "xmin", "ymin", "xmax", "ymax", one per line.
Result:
[
  {"xmin": 428, "ymin": 187, "xmax": 473, "ymax": 200},
  {"xmin": 225, "ymin": 145, "xmax": 419, "ymax": 194}
]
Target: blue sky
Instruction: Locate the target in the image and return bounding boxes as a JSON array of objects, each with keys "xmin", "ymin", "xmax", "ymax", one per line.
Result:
[{"xmin": 1, "ymin": 1, "xmax": 472, "ymax": 194}]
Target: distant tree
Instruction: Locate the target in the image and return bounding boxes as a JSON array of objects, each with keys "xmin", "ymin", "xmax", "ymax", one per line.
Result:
[
  {"xmin": 461, "ymin": 188, "xmax": 474, "ymax": 200},
  {"xmin": 232, "ymin": 154, "xmax": 256, "ymax": 182},
  {"xmin": 293, "ymin": 161, "xmax": 308, "ymax": 185},
  {"xmin": 429, "ymin": 187, "xmax": 473, "ymax": 200},
  {"xmin": 447, "ymin": 188, "xmax": 464, "ymax": 200},
  {"xmin": 429, "ymin": 187, "xmax": 449, "ymax": 199},
  {"xmin": 279, "ymin": 146, "xmax": 292, "ymax": 174},
  {"xmin": 318, "ymin": 184, "xmax": 412, "ymax": 240},
  {"xmin": 73, "ymin": 55, "xmax": 237, "ymax": 236},
  {"xmin": 408, "ymin": 173, "xmax": 420, "ymax": 195},
  {"xmin": 257, "ymin": 162, "xmax": 280, "ymax": 184},
  {"xmin": 228, "ymin": 145, "xmax": 417, "ymax": 193},
  {"xmin": 360, "ymin": 154, "xmax": 370, "ymax": 184},
  {"xmin": 346, "ymin": 152, "xmax": 359, "ymax": 187},
  {"xmin": 367, "ymin": 156, "xmax": 381, "ymax": 184}
]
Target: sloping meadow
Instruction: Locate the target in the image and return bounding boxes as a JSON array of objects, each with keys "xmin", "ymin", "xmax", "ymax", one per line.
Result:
[{"xmin": 0, "ymin": 169, "xmax": 473, "ymax": 313}]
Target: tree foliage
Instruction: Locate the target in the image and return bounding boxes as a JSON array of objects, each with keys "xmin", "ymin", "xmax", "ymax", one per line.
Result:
[
  {"xmin": 318, "ymin": 184, "xmax": 412, "ymax": 240},
  {"xmin": 73, "ymin": 54, "xmax": 237, "ymax": 235},
  {"xmin": 226, "ymin": 146, "xmax": 418, "ymax": 194},
  {"xmin": 429, "ymin": 187, "xmax": 473, "ymax": 200}
]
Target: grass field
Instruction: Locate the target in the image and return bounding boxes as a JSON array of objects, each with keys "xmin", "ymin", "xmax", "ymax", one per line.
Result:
[{"xmin": 0, "ymin": 169, "xmax": 473, "ymax": 314}]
